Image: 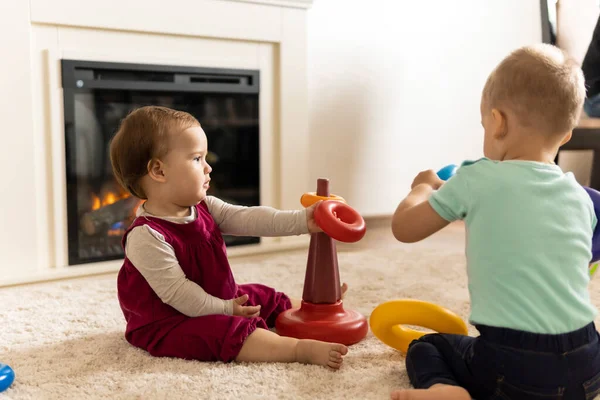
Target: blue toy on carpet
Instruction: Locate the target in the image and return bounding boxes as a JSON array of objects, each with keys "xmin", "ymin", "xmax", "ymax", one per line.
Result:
[{"xmin": 0, "ymin": 363, "xmax": 14, "ymax": 392}]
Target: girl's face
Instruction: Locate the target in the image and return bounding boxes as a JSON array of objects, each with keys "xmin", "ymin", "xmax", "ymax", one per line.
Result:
[{"xmin": 161, "ymin": 126, "xmax": 212, "ymax": 206}]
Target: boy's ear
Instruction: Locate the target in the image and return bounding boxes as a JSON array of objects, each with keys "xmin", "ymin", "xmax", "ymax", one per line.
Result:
[
  {"xmin": 147, "ymin": 159, "xmax": 167, "ymax": 183},
  {"xmin": 559, "ymin": 131, "xmax": 572, "ymax": 146},
  {"xmin": 491, "ymin": 108, "xmax": 508, "ymax": 139}
]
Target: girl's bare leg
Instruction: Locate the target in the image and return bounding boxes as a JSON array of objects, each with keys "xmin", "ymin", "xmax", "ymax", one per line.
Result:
[{"xmin": 236, "ymin": 328, "xmax": 348, "ymax": 369}]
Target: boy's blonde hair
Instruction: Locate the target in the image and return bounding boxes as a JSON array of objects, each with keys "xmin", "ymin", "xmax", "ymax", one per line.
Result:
[
  {"xmin": 109, "ymin": 106, "xmax": 199, "ymax": 199},
  {"xmin": 481, "ymin": 44, "xmax": 585, "ymax": 136}
]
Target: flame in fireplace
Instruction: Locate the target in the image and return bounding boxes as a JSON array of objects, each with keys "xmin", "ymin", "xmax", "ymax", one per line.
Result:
[
  {"xmin": 88, "ymin": 190, "xmax": 143, "ymax": 233},
  {"xmin": 91, "ymin": 191, "xmax": 128, "ymax": 211},
  {"xmin": 82, "ymin": 183, "xmax": 145, "ymax": 240},
  {"xmin": 91, "ymin": 195, "xmax": 101, "ymax": 211},
  {"xmin": 105, "ymin": 192, "xmax": 118, "ymax": 206}
]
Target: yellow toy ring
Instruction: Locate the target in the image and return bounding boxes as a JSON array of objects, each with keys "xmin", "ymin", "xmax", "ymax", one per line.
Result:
[
  {"xmin": 300, "ymin": 192, "xmax": 346, "ymax": 208},
  {"xmin": 369, "ymin": 299, "xmax": 468, "ymax": 354}
]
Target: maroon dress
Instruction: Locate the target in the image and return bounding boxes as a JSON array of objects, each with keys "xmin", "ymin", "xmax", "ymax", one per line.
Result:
[{"xmin": 117, "ymin": 202, "xmax": 291, "ymax": 362}]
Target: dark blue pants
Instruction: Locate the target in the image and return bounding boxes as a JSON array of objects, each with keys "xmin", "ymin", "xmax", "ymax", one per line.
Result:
[{"xmin": 405, "ymin": 322, "xmax": 600, "ymax": 399}]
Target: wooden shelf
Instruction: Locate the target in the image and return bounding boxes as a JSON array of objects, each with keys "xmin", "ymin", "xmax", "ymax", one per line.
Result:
[{"xmin": 577, "ymin": 116, "xmax": 600, "ymax": 129}]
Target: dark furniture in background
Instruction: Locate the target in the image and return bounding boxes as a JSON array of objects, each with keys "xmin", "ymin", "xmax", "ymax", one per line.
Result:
[{"xmin": 557, "ymin": 121, "xmax": 600, "ymax": 189}]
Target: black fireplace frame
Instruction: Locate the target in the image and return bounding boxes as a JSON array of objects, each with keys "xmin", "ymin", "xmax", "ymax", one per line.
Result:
[{"xmin": 61, "ymin": 59, "xmax": 261, "ymax": 266}]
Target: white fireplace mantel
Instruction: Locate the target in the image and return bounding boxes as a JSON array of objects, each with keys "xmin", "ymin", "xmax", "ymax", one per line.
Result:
[
  {"xmin": 0, "ymin": 0, "xmax": 313, "ymax": 286},
  {"xmin": 226, "ymin": 0, "xmax": 314, "ymax": 8}
]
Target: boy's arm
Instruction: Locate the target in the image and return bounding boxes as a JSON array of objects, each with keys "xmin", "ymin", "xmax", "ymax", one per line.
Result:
[
  {"xmin": 205, "ymin": 196, "xmax": 309, "ymax": 237},
  {"xmin": 392, "ymin": 184, "xmax": 450, "ymax": 243}
]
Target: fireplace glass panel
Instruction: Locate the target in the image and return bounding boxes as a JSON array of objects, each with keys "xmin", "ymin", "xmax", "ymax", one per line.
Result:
[{"xmin": 62, "ymin": 60, "xmax": 260, "ymax": 265}]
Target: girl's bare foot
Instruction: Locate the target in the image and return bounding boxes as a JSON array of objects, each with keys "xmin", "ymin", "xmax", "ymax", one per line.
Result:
[
  {"xmin": 236, "ymin": 328, "xmax": 347, "ymax": 368},
  {"xmin": 390, "ymin": 384, "xmax": 470, "ymax": 400},
  {"xmin": 340, "ymin": 282, "xmax": 348, "ymax": 299},
  {"xmin": 296, "ymin": 340, "xmax": 348, "ymax": 369}
]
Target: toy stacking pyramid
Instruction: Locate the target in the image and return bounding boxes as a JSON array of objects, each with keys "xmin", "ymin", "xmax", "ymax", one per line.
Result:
[{"xmin": 275, "ymin": 178, "xmax": 368, "ymax": 345}]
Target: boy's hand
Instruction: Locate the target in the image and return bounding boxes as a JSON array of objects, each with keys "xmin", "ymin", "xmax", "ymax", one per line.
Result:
[
  {"xmin": 306, "ymin": 201, "xmax": 323, "ymax": 233},
  {"xmin": 411, "ymin": 170, "xmax": 444, "ymax": 190},
  {"xmin": 232, "ymin": 294, "xmax": 261, "ymax": 318}
]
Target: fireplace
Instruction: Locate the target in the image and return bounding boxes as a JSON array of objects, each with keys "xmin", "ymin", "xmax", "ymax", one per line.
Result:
[{"xmin": 61, "ymin": 60, "xmax": 261, "ymax": 266}]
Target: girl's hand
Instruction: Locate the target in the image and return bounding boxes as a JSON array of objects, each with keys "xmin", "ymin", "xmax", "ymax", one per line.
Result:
[
  {"xmin": 232, "ymin": 294, "xmax": 261, "ymax": 318},
  {"xmin": 306, "ymin": 201, "xmax": 323, "ymax": 233},
  {"xmin": 411, "ymin": 170, "xmax": 444, "ymax": 190}
]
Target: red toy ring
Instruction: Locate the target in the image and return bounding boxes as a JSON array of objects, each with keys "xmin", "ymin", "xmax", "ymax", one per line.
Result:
[{"xmin": 314, "ymin": 200, "xmax": 366, "ymax": 243}]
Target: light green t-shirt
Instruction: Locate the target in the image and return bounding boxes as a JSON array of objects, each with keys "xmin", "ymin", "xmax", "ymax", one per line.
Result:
[{"xmin": 429, "ymin": 158, "xmax": 598, "ymax": 334}]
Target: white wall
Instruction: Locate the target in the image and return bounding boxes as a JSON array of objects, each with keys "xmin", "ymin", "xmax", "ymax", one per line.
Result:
[
  {"xmin": 0, "ymin": 0, "xmax": 38, "ymax": 273},
  {"xmin": 307, "ymin": 0, "xmax": 542, "ymax": 216}
]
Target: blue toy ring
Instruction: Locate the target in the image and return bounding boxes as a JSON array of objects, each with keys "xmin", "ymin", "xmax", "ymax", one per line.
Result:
[{"xmin": 436, "ymin": 164, "xmax": 458, "ymax": 181}]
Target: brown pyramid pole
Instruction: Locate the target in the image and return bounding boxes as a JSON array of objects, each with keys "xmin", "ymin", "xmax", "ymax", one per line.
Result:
[{"xmin": 302, "ymin": 178, "xmax": 341, "ymax": 303}]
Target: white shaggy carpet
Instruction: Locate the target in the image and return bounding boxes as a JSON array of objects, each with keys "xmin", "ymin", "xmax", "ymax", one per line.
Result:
[{"xmin": 2, "ymin": 224, "xmax": 600, "ymax": 400}]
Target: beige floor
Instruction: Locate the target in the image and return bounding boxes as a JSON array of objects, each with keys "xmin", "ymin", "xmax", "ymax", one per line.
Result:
[{"xmin": 1, "ymin": 221, "xmax": 598, "ymax": 400}]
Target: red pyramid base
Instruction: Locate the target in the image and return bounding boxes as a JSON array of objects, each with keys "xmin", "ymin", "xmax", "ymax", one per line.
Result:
[{"xmin": 276, "ymin": 300, "xmax": 368, "ymax": 345}]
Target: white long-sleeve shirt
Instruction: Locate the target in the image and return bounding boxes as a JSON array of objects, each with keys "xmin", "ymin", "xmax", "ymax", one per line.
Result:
[{"xmin": 125, "ymin": 196, "xmax": 309, "ymax": 318}]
